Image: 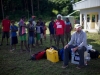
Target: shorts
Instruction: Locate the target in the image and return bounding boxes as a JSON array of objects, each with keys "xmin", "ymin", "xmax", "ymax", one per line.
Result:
[
  {"xmin": 56, "ymin": 35, "xmax": 64, "ymax": 42},
  {"xmin": 2, "ymin": 31, "xmax": 9, "ymax": 38},
  {"xmin": 20, "ymin": 34, "xmax": 26, "ymax": 41},
  {"xmin": 28, "ymin": 36, "xmax": 35, "ymax": 44},
  {"xmin": 10, "ymin": 36, "xmax": 18, "ymax": 45},
  {"xmin": 36, "ymin": 33, "xmax": 40, "ymax": 40},
  {"xmin": 40, "ymin": 33, "xmax": 44, "ymax": 38}
]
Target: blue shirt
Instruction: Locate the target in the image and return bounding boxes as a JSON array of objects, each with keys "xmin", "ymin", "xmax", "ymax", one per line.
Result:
[
  {"xmin": 10, "ymin": 25, "xmax": 18, "ymax": 37},
  {"xmin": 49, "ymin": 21, "xmax": 55, "ymax": 34}
]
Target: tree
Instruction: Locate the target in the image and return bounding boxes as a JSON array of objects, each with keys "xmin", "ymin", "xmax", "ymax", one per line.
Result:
[{"xmin": 1, "ymin": 0, "xmax": 4, "ymax": 19}]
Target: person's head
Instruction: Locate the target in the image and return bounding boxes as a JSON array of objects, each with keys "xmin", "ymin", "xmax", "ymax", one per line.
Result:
[
  {"xmin": 39, "ymin": 18, "xmax": 42, "ymax": 22},
  {"xmin": 36, "ymin": 21, "xmax": 40, "ymax": 26},
  {"xmin": 74, "ymin": 24, "xmax": 82, "ymax": 32},
  {"xmin": 32, "ymin": 16, "xmax": 36, "ymax": 19},
  {"xmin": 11, "ymin": 20, "xmax": 15, "ymax": 25},
  {"xmin": 5, "ymin": 16, "xmax": 9, "ymax": 19},
  {"xmin": 21, "ymin": 16, "xmax": 26, "ymax": 21},
  {"xmin": 51, "ymin": 17, "xmax": 54, "ymax": 21},
  {"xmin": 57, "ymin": 14, "xmax": 62, "ymax": 20},
  {"xmin": 66, "ymin": 18, "xmax": 70, "ymax": 22},
  {"xmin": 29, "ymin": 20, "xmax": 32, "ymax": 24}
]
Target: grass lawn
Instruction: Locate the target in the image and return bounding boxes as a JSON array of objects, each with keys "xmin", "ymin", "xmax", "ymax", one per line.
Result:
[{"xmin": 0, "ymin": 30, "xmax": 100, "ymax": 75}]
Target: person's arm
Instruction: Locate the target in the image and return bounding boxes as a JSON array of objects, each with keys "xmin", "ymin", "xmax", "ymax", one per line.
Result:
[
  {"xmin": 16, "ymin": 26, "xmax": 18, "ymax": 31},
  {"xmin": 78, "ymin": 32, "xmax": 87, "ymax": 48},
  {"xmin": 68, "ymin": 33, "xmax": 75, "ymax": 45},
  {"xmin": 48, "ymin": 22, "xmax": 51, "ymax": 31},
  {"xmin": 11, "ymin": 26, "xmax": 18, "ymax": 32},
  {"xmin": 63, "ymin": 21, "xmax": 66, "ymax": 34},
  {"xmin": 70, "ymin": 23, "xmax": 72, "ymax": 31}
]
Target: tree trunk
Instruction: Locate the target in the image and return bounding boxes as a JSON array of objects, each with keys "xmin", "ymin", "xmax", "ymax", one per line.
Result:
[
  {"xmin": 37, "ymin": 0, "xmax": 39, "ymax": 12},
  {"xmin": 31, "ymin": 0, "xmax": 34, "ymax": 15},
  {"xmin": 1, "ymin": 0, "xmax": 4, "ymax": 19}
]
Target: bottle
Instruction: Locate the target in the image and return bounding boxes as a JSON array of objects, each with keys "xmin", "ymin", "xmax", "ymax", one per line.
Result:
[
  {"xmin": 71, "ymin": 48, "xmax": 74, "ymax": 57},
  {"xmin": 85, "ymin": 53, "xmax": 91, "ymax": 61}
]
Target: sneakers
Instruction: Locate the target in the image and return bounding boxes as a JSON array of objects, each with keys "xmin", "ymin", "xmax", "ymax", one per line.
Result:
[{"xmin": 61, "ymin": 65, "xmax": 68, "ymax": 69}]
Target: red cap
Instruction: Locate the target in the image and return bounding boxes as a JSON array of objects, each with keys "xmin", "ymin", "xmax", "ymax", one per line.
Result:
[{"xmin": 32, "ymin": 16, "xmax": 36, "ymax": 18}]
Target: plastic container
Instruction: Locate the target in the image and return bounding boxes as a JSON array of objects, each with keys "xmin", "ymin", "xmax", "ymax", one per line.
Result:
[{"xmin": 46, "ymin": 49, "xmax": 59, "ymax": 63}]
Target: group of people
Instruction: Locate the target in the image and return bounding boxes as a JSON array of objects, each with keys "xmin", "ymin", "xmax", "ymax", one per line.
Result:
[
  {"xmin": 0, "ymin": 14, "xmax": 72, "ymax": 51},
  {"xmin": 0, "ymin": 14, "xmax": 87, "ymax": 69},
  {"xmin": 0, "ymin": 15, "xmax": 47, "ymax": 52}
]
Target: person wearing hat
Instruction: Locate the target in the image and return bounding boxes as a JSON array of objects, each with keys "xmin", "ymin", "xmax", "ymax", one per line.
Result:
[
  {"xmin": 62, "ymin": 24, "xmax": 87, "ymax": 69},
  {"xmin": 54, "ymin": 14, "xmax": 66, "ymax": 49}
]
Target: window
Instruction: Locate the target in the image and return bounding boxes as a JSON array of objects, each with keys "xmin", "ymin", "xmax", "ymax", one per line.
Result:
[
  {"xmin": 87, "ymin": 14, "xmax": 90, "ymax": 22},
  {"xmin": 92, "ymin": 15, "xmax": 95, "ymax": 22}
]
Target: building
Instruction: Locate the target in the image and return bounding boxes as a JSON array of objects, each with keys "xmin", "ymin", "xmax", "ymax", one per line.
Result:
[{"xmin": 72, "ymin": 0, "xmax": 100, "ymax": 33}]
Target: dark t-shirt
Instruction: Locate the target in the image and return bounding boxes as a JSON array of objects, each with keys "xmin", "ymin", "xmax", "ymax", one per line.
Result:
[{"xmin": 49, "ymin": 21, "xmax": 55, "ymax": 34}]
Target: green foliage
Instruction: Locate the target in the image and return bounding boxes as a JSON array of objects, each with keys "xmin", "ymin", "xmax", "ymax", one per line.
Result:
[
  {"xmin": 52, "ymin": 9, "xmax": 59, "ymax": 15},
  {"xmin": 0, "ymin": 0, "xmax": 82, "ymax": 20}
]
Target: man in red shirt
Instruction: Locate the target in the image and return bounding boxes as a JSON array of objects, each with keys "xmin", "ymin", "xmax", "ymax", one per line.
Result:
[
  {"xmin": 54, "ymin": 14, "xmax": 65, "ymax": 49},
  {"xmin": 0, "ymin": 16, "xmax": 10, "ymax": 45}
]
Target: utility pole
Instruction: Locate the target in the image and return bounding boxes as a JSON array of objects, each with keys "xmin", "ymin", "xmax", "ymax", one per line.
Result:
[
  {"xmin": 1, "ymin": 0, "xmax": 4, "ymax": 19},
  {"xmin": 31, "ymin": 0, "xmax": 34, "ymax": 15}
]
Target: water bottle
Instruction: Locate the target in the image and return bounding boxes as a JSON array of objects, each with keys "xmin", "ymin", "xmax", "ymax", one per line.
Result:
[
  {"xmin": 71, "ymin": 48, "xmax": 74, "ymax": 57},
  {"xmin": 85, "ymin": 53, "xmax": 91, "ymax": 61}
]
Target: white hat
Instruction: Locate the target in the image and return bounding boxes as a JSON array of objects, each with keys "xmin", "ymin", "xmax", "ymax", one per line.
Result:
[
  {"xmin": 74, "ymin": 24, "xmax": 81, "ymax": 29},
  {"xmin": 57, "ymin": 14, "xmax": 62, "ymax": 18}
]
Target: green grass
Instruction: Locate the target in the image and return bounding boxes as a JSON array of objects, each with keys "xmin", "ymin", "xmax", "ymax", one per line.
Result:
[{"xmin": 0, "ymin": 31, "xmax": 100, "ymax": 75}]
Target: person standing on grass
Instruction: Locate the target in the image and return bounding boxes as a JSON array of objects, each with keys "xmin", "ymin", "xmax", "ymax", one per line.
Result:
[
  {"xmin": 38, "ymin": 18, "xmax": 44, "ymax": 45},
  {"xmin": 27, "ymin": 20, "xmax": 35, "ymax": 49},
  {"xmin": 43, "ymin": 22, "xmax": 47, "ymax": 41},
  {"xmin": 48, "ymin": 18, "xmax": 56, "ymax": 45},
  {"xmin": 18, "ymin": 16, "xmax": 29, "ymax": 52},
  {"xmin": 0, "ymin": 16, "xmax": 10, "ymax": 46},
  {"xmin": 36, "ymin": 21, "xmax": 42, "ymax": 45},
  {"xmin": 62, "ymin": 24, "xmax": 87, "ymax": 69},
  {"xmin": 65, "ymin": 18, "xmax": 72, "ymax": 43},
  {"xmin": 54, "ymin": 14, "xmax": 66, "ymax": 49},
  {"xmin": 10, "ymin": 20, "xmax": 18, "ymax": 52}
]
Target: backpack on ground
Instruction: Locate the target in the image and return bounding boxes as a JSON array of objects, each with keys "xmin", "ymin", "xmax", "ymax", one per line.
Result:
[
  {"xmin": 58, "ymin": 48, "xmax": 71, "ymax": 61},
  {"xmin": 88, "ymin": 50, "xmax": 99, "ymax": 59},
  {"xmin": 58, "ymin": 48, "xmax": 64, "ymax": 61},
  {"xmin": 31, "ymin": 50, "xmax": 46, "ymax": 60}
]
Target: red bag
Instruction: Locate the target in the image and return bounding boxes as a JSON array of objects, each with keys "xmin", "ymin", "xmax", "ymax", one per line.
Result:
[{"xmin": 34, "ymin": 51, "xmax": 46, "ymax": 60}]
